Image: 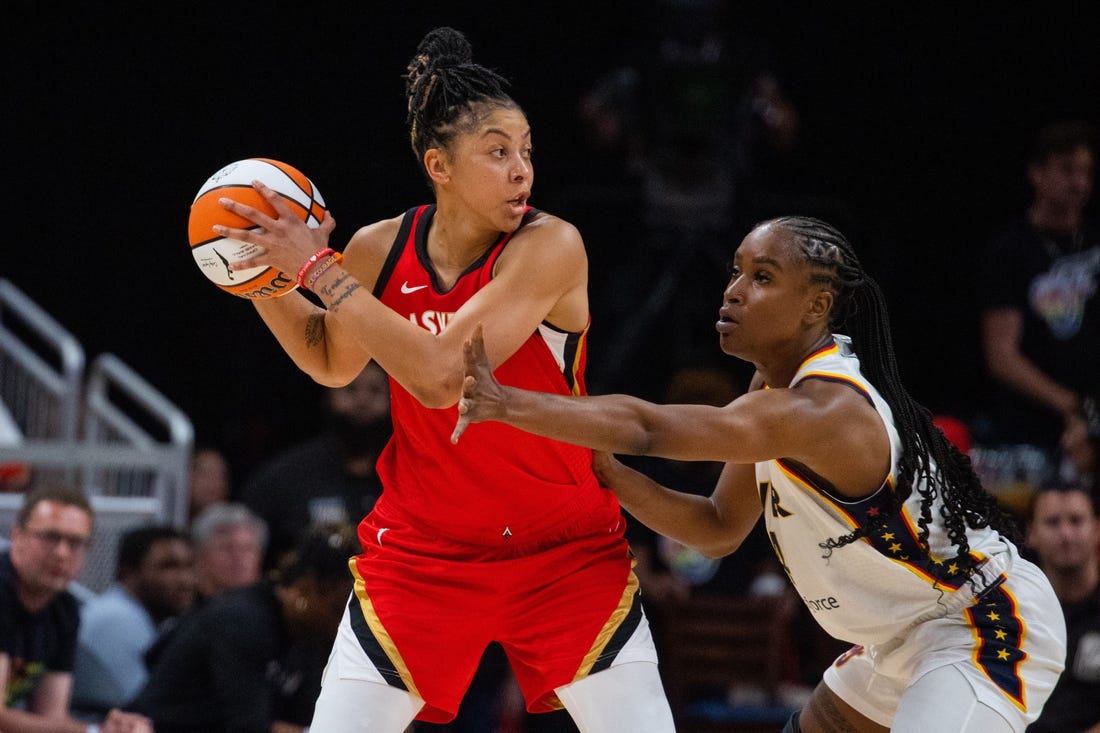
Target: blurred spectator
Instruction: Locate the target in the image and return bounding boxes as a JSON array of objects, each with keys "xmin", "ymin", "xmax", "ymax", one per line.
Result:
[
  {"xmin": 1025, "ymin": 482, "xmax": 1100, "ymax": 733},
  {"xmin": 71, "ymin": 525, "xmax": 195, "ymax": 721},
  {"xmin": 562, "ymin": 3, "xmax": 860, "ymax": 401},
  {"xmin": 579, "ymin": 1, "xmax": 748, "ymax": 397},
  {"xmin": 131, "ymin": 521, "xmax": 359, "ymax": 733},
  {"xmin": 187, "ymin": 443, "xmax": 232, "ymax": 523},
  {"xmin": 240, "ymin": 361, "xmax": 390, "ymax": 569},
  {"xmin": 141, "ymin": 503, "xmax": 267, "ymax": 677},
  {"xmin": 190, "ymin": 502, "xmax": 267, "ymax": 603},
  {"xmin": 978, "ymin": 119, "xmax": 1100, "ymax": 490},
  {"xmin": 1, "ymin": 483, "xmax": 153, "ymax": 733}
]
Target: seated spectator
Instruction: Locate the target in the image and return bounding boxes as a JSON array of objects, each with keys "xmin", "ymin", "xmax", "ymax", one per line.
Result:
[
  {"xmin": 71, "ymin": 525, "xmax": 195, "ymax": 721},
  {"xmin": 131, "ymin": 521, "xmax": 359, "ymax": 733},
  {"xmin": 1026, "ymin": 482, "xmax": 1100, "ymax": 733},
  {"xmin": 240, "ymin": 361, "xmax": 390, "ymax": 569},
  {"xmin": 1, "ymin": 482, "xmax": 153, "ymax": 733},
  {"xmin": 191, "ymin": 502, "xmax": 267, "ymax": 603}
]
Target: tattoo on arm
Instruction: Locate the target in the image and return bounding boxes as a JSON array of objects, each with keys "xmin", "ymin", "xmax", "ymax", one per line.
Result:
[
  {"xmin": 305, "ymin": 313, "xmax": 325, "ymax": 349},
  {"xmin": 319, "ymin": 273, "xmax": 362, "ymax": 313}
]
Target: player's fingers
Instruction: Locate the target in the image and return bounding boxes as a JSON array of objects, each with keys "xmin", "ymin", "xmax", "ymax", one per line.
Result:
[
  {"xmin": 472, "ymin": 323, "xmax": 487, "ymax": 364},
  {"xmin": 471, "ymin": 323, "xmax": 494, "ymax": 379},
  {"xmin": 212, "ymin": 224, "xmax": 268, "ymax": 243},
  {"xmin": 228, "ymin": 250, "xmax": 269, "ymax": 271},
  {"xmin": 252, "ymin": 179, "xmax": 296, "ymax": 217},
  {"xmin": 451, "ymin": 414, "xmax": 469, "ymax": 444},
  {"xmin": 463, "ymin": 337, "xmax": 476, "ymax": 372},
  {"xmin": 218, "ymin": 195, "xmax": 277, "ymax": 229}
]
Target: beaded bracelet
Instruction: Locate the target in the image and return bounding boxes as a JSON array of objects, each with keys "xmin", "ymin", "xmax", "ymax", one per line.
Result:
[
  {"xmin": 296, "ymin": 248, "xmax": 339, "ymax": 290},
  {"xmin": 303, "ymin": 251, "xmax": 344, "ymax": 291}
]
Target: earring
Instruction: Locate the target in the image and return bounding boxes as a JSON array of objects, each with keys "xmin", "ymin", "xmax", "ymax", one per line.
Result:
[{"xmin": 295, "ymin": 595, "xmax": 309, "ymax": 613}]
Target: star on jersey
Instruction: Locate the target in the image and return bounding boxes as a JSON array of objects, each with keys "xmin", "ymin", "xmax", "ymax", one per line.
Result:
[{"xmin": 965, "ymin": 581, "xmax": 1027, "ymax": 709}]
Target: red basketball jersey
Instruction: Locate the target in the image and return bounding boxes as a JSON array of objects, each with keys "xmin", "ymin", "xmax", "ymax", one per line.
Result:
[{"xmin": 368, "ymin": 205, "xmax": 620, "ymax": 545}]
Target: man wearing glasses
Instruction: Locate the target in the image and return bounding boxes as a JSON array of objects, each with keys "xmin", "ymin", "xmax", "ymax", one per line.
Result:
[{"xmin": 1, "ymin": 483, "xmax": 152, "ymax": 733}]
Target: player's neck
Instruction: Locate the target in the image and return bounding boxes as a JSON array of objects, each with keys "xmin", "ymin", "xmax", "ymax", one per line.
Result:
[
  {"xmin": 758, "ymin": 332, "xmax": 834, "ymax": 389},
  {"xmin": 426, "ymin": 207, "xmax": 500, "ymax": 285}
]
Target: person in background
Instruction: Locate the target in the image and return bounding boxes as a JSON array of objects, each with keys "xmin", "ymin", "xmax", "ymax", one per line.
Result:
[
  {"xmin": 71, "ymin": 525, "xmax": 195, "ymax": 721},
  {"xmin": 131, "ymin": 521, "xmax": 359, "ymax": 733},
  {"xmin": 240, "ymin": 361, "xmax": 390, "ymax": 570},
  {"xmin": 978, "ymin": 119, "xmax": 1100, "ymax": 490},
  {"xmin": 1025, "ymin": 482, "xmax": 1100, "ymax": 733},
  {"xmin": 187, "ymin": 443, "xmax": 232, "ymax": 524},
  {"xmin": 1, "ymin": 483, "xmax": 153, "ymax": 733},
  {"xmin": 190, "ymin": 502, "xmax": 267, "ymax": 603}
]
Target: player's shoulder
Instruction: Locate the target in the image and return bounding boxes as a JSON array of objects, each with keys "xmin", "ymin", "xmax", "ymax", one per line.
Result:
[
  {"xmin": 340, "ymin": 212, "xmax": 407, "ymax": 279},
  {"xmin": 346, "ymin": 213, "xmax": 405, "ymax": 255},
  {"xmin": 513, "ymin": 210, "xmax": 584, "ymax": 253},
  {"xmin": 523, "ymin": 209, "xmax": 578, "ymax": 235}
]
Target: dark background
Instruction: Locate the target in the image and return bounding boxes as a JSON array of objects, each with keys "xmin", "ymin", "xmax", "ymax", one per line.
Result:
[{"xmin": 6, "ymin": 3, "xmax": 1100, "ymax": 480}]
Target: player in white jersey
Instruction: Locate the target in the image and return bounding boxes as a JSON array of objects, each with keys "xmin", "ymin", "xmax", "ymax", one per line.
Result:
[{"xmin": 452, "ymin": 216, "xmax": 1067, "ymax": 732}]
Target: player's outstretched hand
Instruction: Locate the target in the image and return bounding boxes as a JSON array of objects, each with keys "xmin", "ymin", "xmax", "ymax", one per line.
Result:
[
  {"xmin": 452, "ymin": 324, "xmax": 506, "ymax": 444},
  {"xmin": 214, "ymin": 180, "xmax": 336, "ymax": 275}
]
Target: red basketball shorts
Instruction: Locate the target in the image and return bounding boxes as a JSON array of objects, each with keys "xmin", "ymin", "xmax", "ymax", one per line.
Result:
[{"xmin": 335, "ymin": 500, "xmax": 652, "ymax": 723}]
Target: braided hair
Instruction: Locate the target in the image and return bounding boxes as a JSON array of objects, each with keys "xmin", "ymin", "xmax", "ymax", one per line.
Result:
[
  {"xmin": 767, "ymin": 216, "xmax": 1020, "ymax": 580},
  {"xmin": 404, "ymin": 27, "xmax": 519, "ymax": 184}
]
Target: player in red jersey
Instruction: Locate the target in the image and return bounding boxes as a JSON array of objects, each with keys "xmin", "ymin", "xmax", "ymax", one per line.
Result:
[{"xmin": 211, "ymin": 26, "xmax": 674, "ymax": 733}]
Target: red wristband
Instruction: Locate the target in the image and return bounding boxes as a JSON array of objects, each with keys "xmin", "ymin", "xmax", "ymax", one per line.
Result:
[
  {"xmin": 303, "ymin": 252, "xmax": 344, "ymax": 291},
  {"xmin": 296, "ymin": 248, "xmax": 336, "ymax": 289}
]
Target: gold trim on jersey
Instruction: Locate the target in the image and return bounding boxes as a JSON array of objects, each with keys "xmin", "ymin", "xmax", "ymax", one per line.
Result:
[
  {"xmin": 571, "ymin": 567, "xmax": 641, "ymax": 681},
  {"xmin": 348, "ymin": 559, "xmax": 422, "ymax": 699}
]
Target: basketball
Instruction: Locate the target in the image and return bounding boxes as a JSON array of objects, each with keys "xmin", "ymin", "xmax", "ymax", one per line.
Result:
[{"xmin": 188, "ymin": 158, "xmax": 328, "ymax": 299}]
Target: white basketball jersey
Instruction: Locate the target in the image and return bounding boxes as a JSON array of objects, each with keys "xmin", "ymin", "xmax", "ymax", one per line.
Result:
[{"xmin": 757, "ymin": 335, "xmax": 1012, "ymax": 646}]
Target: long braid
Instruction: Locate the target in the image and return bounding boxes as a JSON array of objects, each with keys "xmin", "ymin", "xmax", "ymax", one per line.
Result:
[
  {"xmin": 770, "ymin": 216, "xmax": 1020, "ymax": 581},
  {"xmin": 404, "ymin": 27, "xmax": 517, "ymax": 182}
]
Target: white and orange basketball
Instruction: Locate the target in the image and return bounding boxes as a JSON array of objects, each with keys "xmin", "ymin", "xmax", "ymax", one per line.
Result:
[{"xmin": 188, "ymin": 158, "xmax": 327, "ymax": 299}]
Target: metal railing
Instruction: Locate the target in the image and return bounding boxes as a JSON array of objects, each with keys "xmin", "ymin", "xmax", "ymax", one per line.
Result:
[{"xmin": 0, "ymin": 278, "xmax": 193, "ymax": 592}]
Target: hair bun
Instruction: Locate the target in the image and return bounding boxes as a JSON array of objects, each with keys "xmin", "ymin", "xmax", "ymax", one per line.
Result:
[
  {"xmin": 404, "ymin": 26, "xmax": 514, "ymax": 154},
  {"xmin": 416, "ymin": 27, "xmax": 473, "ymax": 70}
]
